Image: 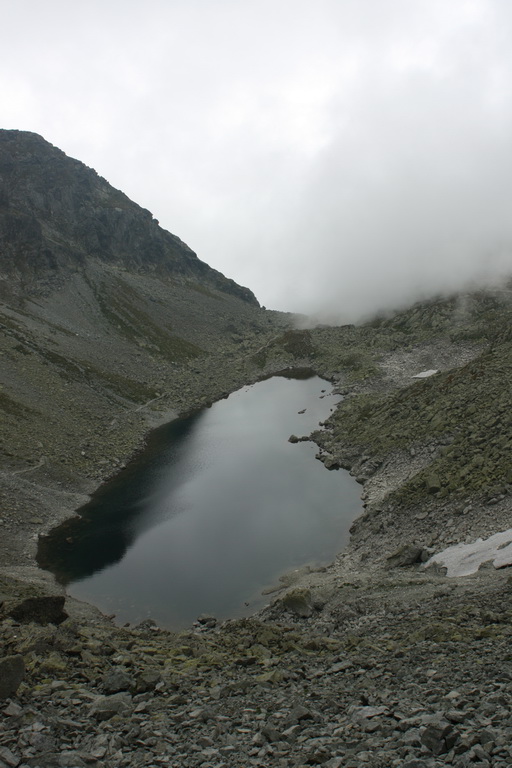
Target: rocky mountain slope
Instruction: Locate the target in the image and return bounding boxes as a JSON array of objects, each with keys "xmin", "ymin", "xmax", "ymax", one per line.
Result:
[
  {"xmin": 1, "ymin": 131, "xmax": 512, "ymax": 768},
  {"xmin": 0, "ymin": 130, "xmax": 288, "ymax": 570},
  {"xmin": 0, "ymin": 130, "xmax": 256, "ymax": 304}
]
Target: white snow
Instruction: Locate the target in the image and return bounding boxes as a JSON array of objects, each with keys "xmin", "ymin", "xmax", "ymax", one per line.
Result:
[
  {"xmin": 412, "ymin": 369, "xmax": 439, "ymax": 378},
  {"xmin": 424, "ymin": 529, "xmax": 512, "ymax": 577}
]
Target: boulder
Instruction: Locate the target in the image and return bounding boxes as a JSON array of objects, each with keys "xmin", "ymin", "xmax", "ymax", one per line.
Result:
[
  {"xmin": 8, "ymin": 595, "xmax": 67, "ymax": 625},
  {"xmin": 0, "ymin": 655, "xmax": 25, "ymax": 699},
  {"xmin": 89, "ymin": 692, "xmax": 132, "ymax": 721},
  {"xmin": 101, "ymin": 668, "xmax": 135, "ymax": 694},
  {"xmin": 281, "ymin": 588, "xmax": 314, "ymax": 617},
  {"xmin": 196, "ymin": 614, "xmax": 217, "ymax": 628},
  {"xmin": 0, "ymin": 746, "xmax": 21, "ymax": 767},
  {"xmin": 420, "ymin": 721, "xmax": 458, "ymax": 755},
  {"xmin": 425, "ymin": 474, "xmax": 442, "ymax": 494},
  {"xmin": 135, "ymin": 669, "xmax": 162, "ymax": 693},
  {"xmin": 386, "ymin": 544, "xmax": 425, "ymax": 568}
]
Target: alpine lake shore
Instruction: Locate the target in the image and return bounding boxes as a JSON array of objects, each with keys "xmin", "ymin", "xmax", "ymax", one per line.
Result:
[{"xmin": 1, "ymin": 285, "xmax": 512, "ymax": 768}]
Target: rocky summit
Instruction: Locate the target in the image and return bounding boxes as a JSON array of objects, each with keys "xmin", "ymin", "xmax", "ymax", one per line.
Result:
[{"xmin": 1, "ymin": 131, "xmax": 512, "ymax": 768}]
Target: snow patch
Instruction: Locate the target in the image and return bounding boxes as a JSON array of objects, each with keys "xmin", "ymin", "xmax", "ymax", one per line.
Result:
[
  {"xmin": 424, "ymin": 529, "xmax": 512, "ymax": 577},
  {"xmin": 412, "ymin": 369, "xmax": 439, "ymax": 378}
]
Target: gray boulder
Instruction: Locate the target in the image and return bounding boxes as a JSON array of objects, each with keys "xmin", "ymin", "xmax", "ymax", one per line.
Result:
[
  {"xmin": 89, "ymin": 692, "xmax": 133, "ymax": 721},
  {"xmin": 135, "ymin": 669, "xmax": 162, "ymax": 693},
  {"xmin": 0, "ymin": 655, "xmax": 25, "ymax": 699},
  {"xmin": 101, "ymin": 668, "xmax": 135, "ymax": 694},
  {"xmin": 281, "ymin": 588, "xmax": 314, "ymax": 617},
  {"xmin": 8, "ymin": 595, "xmax": 67, "ymax": 625},
  {"xmin": 386, "ymin": 544, "xmax": 425, "ymax": 568},
  {"xmin": 425, "ymin": 474, "xmax": 442, "ymax": 494}
]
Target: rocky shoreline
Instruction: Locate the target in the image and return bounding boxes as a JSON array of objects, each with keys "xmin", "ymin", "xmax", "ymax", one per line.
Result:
[
  {"xmin": 1, "ymin": 563, "xmax": 512, "ymax": 768},
  {"xmin": 0, "ymin": 306, "xmax": 291, "ymax": 579}
]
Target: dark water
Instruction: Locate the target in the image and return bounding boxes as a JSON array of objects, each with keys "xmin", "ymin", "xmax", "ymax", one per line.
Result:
[{"xmin": 38, "ymin": 374, "xmax": 362, "ymax": 629}]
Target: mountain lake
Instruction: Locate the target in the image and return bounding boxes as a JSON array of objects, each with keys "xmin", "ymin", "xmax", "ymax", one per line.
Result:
[{"xmin": 37, "ymin": 372, "xmax": 362, "ymax": 629}]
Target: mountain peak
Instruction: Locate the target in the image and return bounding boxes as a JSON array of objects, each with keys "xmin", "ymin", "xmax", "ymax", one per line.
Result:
[{"xmin": 0, "ymin": 129, "xmax": 258, "ymax": 305}]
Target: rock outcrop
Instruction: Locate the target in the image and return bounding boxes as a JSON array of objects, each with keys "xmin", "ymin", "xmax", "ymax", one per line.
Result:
[{"xmin": 0, "ymin": 129, "xmax": 257, "ymax": 304}]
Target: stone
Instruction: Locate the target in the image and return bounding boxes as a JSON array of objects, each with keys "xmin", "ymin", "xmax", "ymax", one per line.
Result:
[
  {"xmin": 324, "ymin": 759, "xmax": 344, "ymax": 768},
  {"xmin": 101, "ymin": 668, "xmax": 135, "ymax": 694},
  {"xmin": 261, "ymin": 726, "xmax": 285, "ymax": 743},
  {"xmin": 386, "ymin": 544, "xmax": 424, "ymax": 568},
  {"xmin": 135, "ymin": 669, "xmax": 162, "ymax": 693},
  {"xmin": 0, "ymin": 747, "xmax": 20, "ymax": 768},
  {"xmin": 89, "ymin": 692, "xmax": 132, "ymax": 721},
  {"xmin": 0, "ymin": 656, "xmax": 25, "ymax": 700},
  {"xmin": 57, "ymin": 751, "xmax": 87, "ymax": 767},
  {"xmin": 304, "ymin": 747, "xmax": 333, "ymax": 764},
  {"xmin": 425, "ymin": 475, "xmax": 442, "ymax": 494},
  {"xmin": 445, "ymin": 709, "xmax": 467, "ymax": 723},
  {"xmin": 8, "ymin": 595, "xmax": 67, "ymax": 625},
  {"xmin": 196, "ymin": 614, "xmax": 217, "ymax": 628},
  {"xmin": 281, "ymin": 588, "xmax": 314, "ymax": 617},
  {"xmin": 189, "ymin": 706, "xmax": 216, "ymax": 722},
  {"xmin": 289, "ymin": 704, "xmax": 315, "ymax": 722},
  {"xmin": 2, "ymin": 702, "xmax": 22, "ymax": 717},
  {"xmin": 329, "ymin": 660, "xmax": 353, "ymax": 673},
  {"xmin": 420, "ymin": 722, "xmax": 455, "ymax": 755},
  {"xmin": 351, "ymin": 705, "xmax": 388, "ymax": 721}
]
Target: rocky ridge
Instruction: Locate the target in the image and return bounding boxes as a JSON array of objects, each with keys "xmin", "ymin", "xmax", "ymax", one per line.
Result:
[
  {"xmin": 1, "ymin": 132, "xmax": 512, "ymax": 767},
  {"xmin": 0, "ymin": 130, "xmax": 256, "ymax": 304}
]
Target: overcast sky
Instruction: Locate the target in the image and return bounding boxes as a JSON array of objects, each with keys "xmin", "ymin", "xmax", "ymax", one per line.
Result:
[{"xmin": 2, "ymin": 0, "xmax": 512, "ymax": 319}]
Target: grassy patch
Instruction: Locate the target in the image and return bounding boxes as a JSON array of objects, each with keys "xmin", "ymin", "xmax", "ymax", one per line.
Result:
[
  {"xmin": 332, "ymin": 341, "xmax": 512, "ymax": 502},
  {"xmin": 37, "ymin": 348, "xmax": 157, "ymax": 403},
  {"xmin": 88, "ymin": 276, "xmax": 203, "ymax": 361},
  {"xmin": 251, "ymin": 350, "xmax": 268, "ymax": 369},
  {"xmin": 90, "ymin": 367, "xmax": 158, "ymax": 403}
]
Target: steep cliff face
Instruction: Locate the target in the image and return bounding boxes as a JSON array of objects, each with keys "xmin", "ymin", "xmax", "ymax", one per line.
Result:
[{"xmin": 0, "ymin": 129, "xmax": 257, "ymax": 304}]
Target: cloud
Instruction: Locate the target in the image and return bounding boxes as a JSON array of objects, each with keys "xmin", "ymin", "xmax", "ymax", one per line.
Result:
[
  {"xmin": 1, "ymin": 0, "xmax": 512, "ymax": 319},
  {"xmin": 281, "ymin": 1, "xmax": 512, "ymax": 319}
]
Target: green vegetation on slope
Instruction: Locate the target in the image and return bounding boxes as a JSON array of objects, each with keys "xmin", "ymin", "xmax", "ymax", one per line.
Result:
[
  {"xmin": 314, "ymin": 291, "xmax": 512, "ymax": 506},
  {"xmin": 86, "ymin": 275, "xmax": 203, "ymax": 361}
]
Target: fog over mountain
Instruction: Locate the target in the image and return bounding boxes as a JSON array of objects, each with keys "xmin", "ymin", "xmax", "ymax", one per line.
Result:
[{"xmin": 2, "ymin": 0, "xmax": 512, "ymax": 319}]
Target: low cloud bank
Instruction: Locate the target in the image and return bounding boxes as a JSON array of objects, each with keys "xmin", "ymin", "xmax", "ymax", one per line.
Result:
[
  {"xmin": 3, "ymin": 0, "xmax": 512, "ymax": 321},
  {"xmin": 252, "ymin": 11, "xmax": 512, "ymax": 320}
]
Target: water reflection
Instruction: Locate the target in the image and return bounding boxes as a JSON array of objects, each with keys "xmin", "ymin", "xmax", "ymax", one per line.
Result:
[
  {"xmin": 37, "ymin": 413, "xmax": 203, "ymax": 583},
  {"xmin": 38, "ymin": 375, "xmax": 362, "ymax": 629}
]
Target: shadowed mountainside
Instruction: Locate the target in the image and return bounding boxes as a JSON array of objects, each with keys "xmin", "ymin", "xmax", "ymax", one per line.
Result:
[{"xmin": 0, "ymin": 130, "xmax": 257, "ymax": 304}]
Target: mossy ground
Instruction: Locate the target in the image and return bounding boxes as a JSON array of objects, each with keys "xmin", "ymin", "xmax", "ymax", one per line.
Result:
[{"xmin": 306, "ymin": 288, "xmax": 512, "ymax": 508}]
